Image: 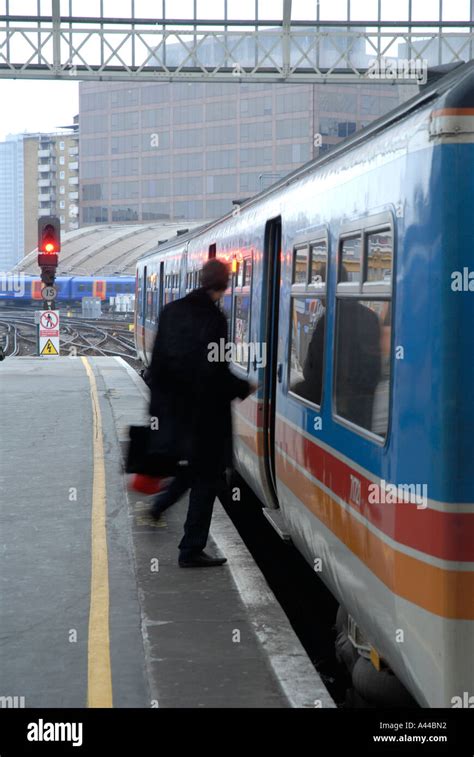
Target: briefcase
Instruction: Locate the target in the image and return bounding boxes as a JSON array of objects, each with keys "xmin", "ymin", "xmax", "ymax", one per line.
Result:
[{"xmin": 125, "ymin": 425, "xmax": 184, "ymax": 476}]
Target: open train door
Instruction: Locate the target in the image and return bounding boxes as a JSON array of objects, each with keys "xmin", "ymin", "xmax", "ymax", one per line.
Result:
[
  {"xmin": 261, "ymin": 217, "xmax": 282, "ymax": 512},
  {"xmin": 261, "ymin": 216, "xmax": 295, "ymax": 540}
]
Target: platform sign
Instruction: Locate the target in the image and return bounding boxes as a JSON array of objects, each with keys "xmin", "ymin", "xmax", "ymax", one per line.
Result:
[
  {"xmin": 41, "ymin": 285, "xmax": 57, "ymax": 302},
  {"xmin": 38, "ymin": 309, "xmax": 60, "ymax": 357},
  {"xmin": 40, "ymin": 339, "xmax": 59, "ymax": 356}
]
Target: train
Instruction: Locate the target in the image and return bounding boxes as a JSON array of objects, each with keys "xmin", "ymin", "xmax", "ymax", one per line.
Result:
[
  {"xmin": 135, "ymin": 61, "xmax": 474, "ymax": 708},
  {"xmin": 0, "ymin": 275, "xmax": 135, "ymax": 307}
]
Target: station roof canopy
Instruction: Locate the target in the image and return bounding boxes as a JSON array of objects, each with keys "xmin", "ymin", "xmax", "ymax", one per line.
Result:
[{"xmin": 16, "ymin": 221, "xmax": 209, "ymax": 277}]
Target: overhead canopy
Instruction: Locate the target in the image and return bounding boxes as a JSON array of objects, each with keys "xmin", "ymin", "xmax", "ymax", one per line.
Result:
[{"xmin": 16, "ymin": 221, "xmax": 209, "ymax": 277}]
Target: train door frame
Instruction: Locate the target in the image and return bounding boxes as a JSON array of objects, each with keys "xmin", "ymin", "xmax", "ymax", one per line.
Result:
[
  {"xmin": 262, "ymin": 216, "xmax": 282, "ymax": 507},
  {"xmin": 142, "ymin": 265, "xmax": 147, "ymax": 326},
  {"xmin": 158, "ymin": 261, "xmax": 164, "ymax": 314}
]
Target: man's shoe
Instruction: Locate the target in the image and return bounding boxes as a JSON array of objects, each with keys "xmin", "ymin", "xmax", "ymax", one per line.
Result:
[
  {"xmin": 149, "ymin": 506, "xmax": 164, "ymax": 521},
  {"xmin": 179, "ymin": 551, "xmax": 227, "ymax": 568}
]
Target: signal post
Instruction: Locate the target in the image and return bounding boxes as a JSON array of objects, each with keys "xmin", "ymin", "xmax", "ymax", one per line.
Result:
[{"xmin": 37, "ymin": 217, "xmax": 61, "ymax": 357}]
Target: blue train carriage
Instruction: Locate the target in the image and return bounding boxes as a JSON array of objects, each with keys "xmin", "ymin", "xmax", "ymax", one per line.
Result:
[
  {"xmin": 135, "ymin": 62, "xmax": 474, "ymax": 707},
  {"xmin": 30, "ymin": 276, "xmax": 73, "ymax": 303},
  {"xmin": 70, "ymin": 276, "xmax": 135, "ymax": 308},
  {"xmin": 105, "ymin": 276, "xmax": 135, "ymax": 297},
  {"xmin": 135, "ymin": 246, "xmax": 188, "ymax": 358},
  {"xmin": 70, "ymin": 277, "xmax": 99, "ymax": 305},
  {"xmin": 0, "ymin": 275, "xmax": 135, "ymax": 307}
]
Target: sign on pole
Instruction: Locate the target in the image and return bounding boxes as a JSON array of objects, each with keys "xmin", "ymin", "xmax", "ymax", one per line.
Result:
[
  {"xmin": 41, "ymin": 285, "xmax": 57, "ymax": 302},
  {"xmin": 38, "ymin": 309, "xmax": 60, "ymax": 356}
]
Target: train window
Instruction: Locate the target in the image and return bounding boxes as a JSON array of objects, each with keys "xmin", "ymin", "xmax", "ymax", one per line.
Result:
[
  {"xmin": 233, "ymin": 294, "xmax": 251, "ymax": 367},
  {"xmin": 334, "ymin": 225, "xmax": 393, "ymax": 439},
  {"xmin": 289, "ymin": 239, "xmax": 327, "ymax": 407},
  {"xmin": 244, "ymin": 257, "xmax": 253, "ymax": 287},
  {"xmin": 186, "ymin": 272, "xmax": 193, "ymax": 290},
  {"xmin": 146, "ymin": 279, "xmax": 153, "ymax": 315},
  {"xmin": 150, "ymin": 272, "xmax": 159, "ymax": 322},
  {"xmin": 172, "ymin": 272, "xmax": 181, "ymax": 300},
  {"xmin": 293, "ymin": 246, "xmax": 309, "ymax": 284},
  {"xmin": 194, "ymin": 270, "xmax": 201, "ymax": 288},
  {"xmin": 236, "ymin": 261, "xmax": 244, "ymax": 288},
  {"xmin": 367, "ymin": 231, "xmax": 392, "ymax": 285},
  {"xmin": 340, "ymin": 236, "xmax": 361, "ymax": 283},
  {"xmin": 230, "ymin": 253, "xmax": 253, "ymax": 371},
  {"xmin": 310, "ymin": 241, "xmax": 327, "ymax": 285},
  {"xmin": 222, "ymin": 292, "xmax": 232, "ymax": 333}
]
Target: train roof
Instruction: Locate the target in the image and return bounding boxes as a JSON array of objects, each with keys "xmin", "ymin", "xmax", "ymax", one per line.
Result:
[{"xmin": 139, "ymin": 60, "xmax": 474, "ymax": 261}]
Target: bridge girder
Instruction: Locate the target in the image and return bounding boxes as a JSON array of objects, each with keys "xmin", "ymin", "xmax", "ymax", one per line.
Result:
[{"xmin": 0, "ymin": 8, "xmax": 472, "ymax": 83}]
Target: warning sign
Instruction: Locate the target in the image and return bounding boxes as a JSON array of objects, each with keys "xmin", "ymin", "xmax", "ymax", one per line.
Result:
[
  {"xmin": 38, "ymin": 310, "xmax": 60, "ymax": 357},
  {"xmin": 40, "ymin": 311, "xmax": 58, "ymax": 330},
  {"xmin": 40, "ymin": 339, "xmax": 59, "ymax": 356},
  {"xmin": 39, "ymin": 309, "xmax": 60, "ymax": 339}
]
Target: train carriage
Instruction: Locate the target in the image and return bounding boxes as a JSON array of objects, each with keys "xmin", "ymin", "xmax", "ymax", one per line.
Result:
[{"xmin": 135, "ymin": 62, "xmax": 474, "ymax": 707}]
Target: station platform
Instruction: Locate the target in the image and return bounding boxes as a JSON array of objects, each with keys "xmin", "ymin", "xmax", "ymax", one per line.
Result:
[{"xmin": 0, "ymin": 356, "xmax": 333, "ymax": 709}]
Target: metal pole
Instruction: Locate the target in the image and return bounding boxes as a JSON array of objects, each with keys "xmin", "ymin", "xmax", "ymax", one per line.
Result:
[{"xmin": 52, "ymin": 0, "xmax": 61, "ymax": 74}]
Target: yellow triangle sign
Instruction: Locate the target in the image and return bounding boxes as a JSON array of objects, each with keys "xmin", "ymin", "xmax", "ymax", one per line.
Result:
[{"xmin": 41, "ymin": 339, "xmax": 59, "ymax": 356}]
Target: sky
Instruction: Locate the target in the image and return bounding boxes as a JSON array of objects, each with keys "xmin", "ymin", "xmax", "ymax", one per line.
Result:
[{"xmin": 0, "ymin": 0, "xmax": 471, "ymax": 140}]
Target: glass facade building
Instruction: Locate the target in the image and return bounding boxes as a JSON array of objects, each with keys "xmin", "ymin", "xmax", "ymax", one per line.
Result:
[
  {"xmin": 79, "ymin": 79, "xmax": 409, "ymax": 225},
  {"xmin": 0, "ymin": 136, "xmax": 24, "ymax": 270}
]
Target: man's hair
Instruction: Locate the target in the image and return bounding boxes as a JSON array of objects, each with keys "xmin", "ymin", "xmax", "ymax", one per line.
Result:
[{"xmin": 201, "ymin": 258, "xmax": 229, "ymax": 292}]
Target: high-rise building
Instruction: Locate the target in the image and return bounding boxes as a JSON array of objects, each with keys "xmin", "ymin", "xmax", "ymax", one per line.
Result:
[
  {"xmin": 0, "ymin": 135, "xmax": 25, "ymax": 270},
  {"xmin": 35, "ymin": 128, "xmax": 80, "ymax": 234},
  {"xmin": 0, "ymin": 127, "xmax": 79, "ymax": 269},
  {"xmin": 79, "ymin": 79, "xmax": 410, "ymax": 226}
]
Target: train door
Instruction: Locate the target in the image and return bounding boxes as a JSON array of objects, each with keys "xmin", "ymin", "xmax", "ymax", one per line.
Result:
[
  {"xmin": 141, "ymin": 266, "xmax": 147, "ymax": 325},
  {"xmin": 261, "ymin": 217, "xmax": 282, "ymax": 507},
  {"xmin": 93, "ymin": 280, "xmax": 106, "ymax": 300},
  {"xmin": 158, "ymin": 262, "xmax": 164, "ymax": 313}
]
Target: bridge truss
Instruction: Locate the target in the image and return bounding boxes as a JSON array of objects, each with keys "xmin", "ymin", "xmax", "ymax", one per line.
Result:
[{"xmin": 0, "ymin": 0, "xmax": 473, "ymax": 83}]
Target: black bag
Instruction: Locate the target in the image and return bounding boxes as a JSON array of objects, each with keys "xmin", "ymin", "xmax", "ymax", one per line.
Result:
[{"xmin": 125, "ymin": 425, "xmax": 185, "ymax": 476}]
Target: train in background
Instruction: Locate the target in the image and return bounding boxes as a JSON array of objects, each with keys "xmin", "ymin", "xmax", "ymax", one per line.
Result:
[
  {"xmin": 135, "ymin": 62, "xmax": 474, "ymax": 708},
  {"xmin": 0, "ymin": 275, "xmax": 135, "ymax": 308}
]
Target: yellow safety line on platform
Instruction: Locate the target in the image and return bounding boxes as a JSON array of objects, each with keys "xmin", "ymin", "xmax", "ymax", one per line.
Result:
[{"xmin": 81, "ymin": 357, "xmax": 113, "ymax": 708}]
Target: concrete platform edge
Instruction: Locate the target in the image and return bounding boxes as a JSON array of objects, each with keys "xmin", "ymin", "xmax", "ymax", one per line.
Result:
[
  {"xmin": 115, "ymin": 357, "xmax": 335, "ymax": 710},
  {"xmin": 210, "ymin": 506, "xmax": 336, "ymax": 709}
]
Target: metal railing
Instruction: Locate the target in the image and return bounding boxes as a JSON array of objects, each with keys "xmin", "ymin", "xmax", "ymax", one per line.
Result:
[{"xmin": 0, "ymin": 8, "xmax": 472, "ymax": 83}]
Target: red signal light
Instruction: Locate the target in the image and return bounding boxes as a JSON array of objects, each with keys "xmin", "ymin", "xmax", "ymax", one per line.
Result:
[{"xmin": 38, "ymin": 217, "xmax": 61, "ymax": 256}]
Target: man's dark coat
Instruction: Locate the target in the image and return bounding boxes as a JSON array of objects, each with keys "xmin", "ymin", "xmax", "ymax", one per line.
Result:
[{"xmin": 148, "ymin": 288, "xmax": 250, "ymax": 475}]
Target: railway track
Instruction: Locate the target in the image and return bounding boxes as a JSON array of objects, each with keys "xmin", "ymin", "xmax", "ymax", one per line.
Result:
[{"xmin": 0, "ymin": 310, "xmax": 139, "ymax": 364}]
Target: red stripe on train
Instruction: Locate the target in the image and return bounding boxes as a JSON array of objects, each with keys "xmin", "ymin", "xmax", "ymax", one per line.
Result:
[{"xmin": 275, "ymin": 418, "xmax": 474, "ymax": 563}]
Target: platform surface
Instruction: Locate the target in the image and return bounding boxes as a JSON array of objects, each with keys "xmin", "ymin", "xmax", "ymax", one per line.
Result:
[{"xmin": 0, "ymin": 356, "xmax": 333, "ymax": 709}]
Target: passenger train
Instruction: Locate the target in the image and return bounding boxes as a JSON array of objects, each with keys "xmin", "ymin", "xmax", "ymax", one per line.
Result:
[
  {"xmin": 0, "ymin": 275, "xmax": 135, "ymax": 307},
  {"xmin": 135, "ymin": 62, "xmax": 474, "ymax": 707}
]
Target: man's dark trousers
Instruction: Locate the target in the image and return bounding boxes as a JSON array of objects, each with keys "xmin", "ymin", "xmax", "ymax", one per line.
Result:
[{"xmin": 153, "ymin": 467, "xmax": 220, "ymax": 559}]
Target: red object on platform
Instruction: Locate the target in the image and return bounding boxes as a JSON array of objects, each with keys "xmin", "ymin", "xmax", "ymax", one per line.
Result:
[{"xmin": 129, "ymin": 474, "xmax": 164, "ymax": 495}]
